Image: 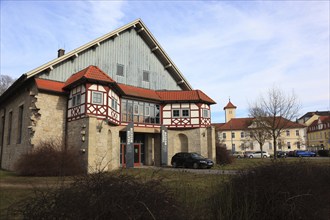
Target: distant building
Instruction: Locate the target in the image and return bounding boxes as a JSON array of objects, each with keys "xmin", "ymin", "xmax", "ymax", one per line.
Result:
[
  {"xmin": 0, "ymin": 19, "xmax": 216, "ymax": 173},
  {"xmin": 213, "ymin": 100, "xmax": 306, "ymax": 154},
  {"xmin": 306, "ymin": 116, "xmax": 330, "ymax": 150}
]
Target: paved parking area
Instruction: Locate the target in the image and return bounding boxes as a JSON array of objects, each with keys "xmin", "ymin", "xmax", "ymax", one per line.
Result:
[{"xmin": 138, "ymin": 166, "xmax": 239, "ymax": 175}]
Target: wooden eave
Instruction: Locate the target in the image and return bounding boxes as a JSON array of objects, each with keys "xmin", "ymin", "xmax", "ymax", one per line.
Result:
[{"xmin": 24, "ymin": 19, "xmax": 192, "ymax": 91}]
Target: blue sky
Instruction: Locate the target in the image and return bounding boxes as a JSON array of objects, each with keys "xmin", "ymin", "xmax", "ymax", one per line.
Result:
[{"xmin": 1, "ymin": 1, "xmax": 329, "ymax": 123}]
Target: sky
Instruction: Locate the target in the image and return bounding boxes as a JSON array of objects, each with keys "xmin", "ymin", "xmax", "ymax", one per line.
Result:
[{"xmin": 1, "ymin": 1, "xmax": 329, "ymax": 123}]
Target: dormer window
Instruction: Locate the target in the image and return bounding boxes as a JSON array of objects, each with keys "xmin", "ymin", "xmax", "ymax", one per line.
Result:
[{"xmin": 92, "ymin": 92, "xmax": 103, "ymax": 104}]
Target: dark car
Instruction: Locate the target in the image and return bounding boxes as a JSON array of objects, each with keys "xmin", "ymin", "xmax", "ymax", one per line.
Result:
[
  {"xmin": 277, "ymin": 151, "xmax": 287, "ymax": 158},
  {"xmin": 171, "ymin": 152, "xmax": 214, "ymax": 169},
  {"xmin": 295, "ymin": 150, "xmax": 316, "ymax": 157}
]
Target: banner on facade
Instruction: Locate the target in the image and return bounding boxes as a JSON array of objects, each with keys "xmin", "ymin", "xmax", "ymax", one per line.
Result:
[
  {"xmin": 126, "ymin": 122, "xmax": 134, "ymax": 168},
  {"xmin": 161, "ymin": 125, "xmax": 168, "ymax": 166}
]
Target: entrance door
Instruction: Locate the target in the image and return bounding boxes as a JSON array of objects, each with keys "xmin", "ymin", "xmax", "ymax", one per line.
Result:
[{"xmin": 120, "ymin": 144, "xmax": 141, "ymax": 167}]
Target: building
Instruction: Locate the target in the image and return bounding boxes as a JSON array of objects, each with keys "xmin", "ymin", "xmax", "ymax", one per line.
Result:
[
  {"xmin": 214, "ymin": 101, "xmax": 306, "ymax": 154},
  {"xmin": 0, "ymin": 19, "xmax": 216, "ymax": 173},
  {"xmin": 306, "ymin": 116, "xmax": 330, "ymax": 150}
]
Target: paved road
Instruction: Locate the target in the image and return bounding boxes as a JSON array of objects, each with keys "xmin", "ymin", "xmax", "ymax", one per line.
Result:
[{"xmin": 138, "ymin": 166, "xmax": 239, "ymax": 175}]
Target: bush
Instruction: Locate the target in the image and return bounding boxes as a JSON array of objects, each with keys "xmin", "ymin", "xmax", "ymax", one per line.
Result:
[
  {"xmin": 210, "ymin": 161, "xmax": 330, "ymax": 220},
  {"xmin": 216, "ymin": 144, "xmax": 234, "ymax": 165},
  {"xmin": 15, "ymin": 140, "xmax": 85, "ymax": 176},
  {"xmin": 7, "ymin": 172, "xmax": 184, "ymax": 220},
  {"xmin": 318, "ymin": 150, "xmax": 329, "ymax": 157}
]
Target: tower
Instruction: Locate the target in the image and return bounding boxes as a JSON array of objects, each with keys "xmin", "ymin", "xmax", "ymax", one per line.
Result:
[{"xmin": 224, "ymin": 99, "xmax": 237, "ymax": 123}]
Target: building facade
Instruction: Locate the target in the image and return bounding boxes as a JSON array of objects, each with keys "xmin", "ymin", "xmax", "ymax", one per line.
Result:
[
  {"xmin": 306, "ymin": 116, "xmax": 330, "ymax": 150},
  {"xmin": 0, "ymin": 19, "xmax": 216, "ymax": 173},
  {"xmin": 214, "ymin": 101, "xmax": 306, "ymax": 154}
]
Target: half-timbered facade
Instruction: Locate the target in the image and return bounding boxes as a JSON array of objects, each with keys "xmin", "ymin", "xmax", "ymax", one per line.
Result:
[{"xmin": 0, "ymin": 19, "xmax": 216, "ymax": 173}]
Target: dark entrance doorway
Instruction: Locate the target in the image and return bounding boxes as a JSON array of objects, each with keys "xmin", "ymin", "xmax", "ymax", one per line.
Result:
[{"xmin": 120, "ymin": 132, "xmax": 145, "ymax": 167}]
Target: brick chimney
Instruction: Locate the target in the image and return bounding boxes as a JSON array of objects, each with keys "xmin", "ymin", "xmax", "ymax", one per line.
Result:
[{"xmin": 57, "ymin": 49, "xmax": 65, "ymax": 57}]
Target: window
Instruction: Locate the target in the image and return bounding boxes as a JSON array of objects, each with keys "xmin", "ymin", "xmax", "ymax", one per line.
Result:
[
  {"xmin": 134, "ymin": 104, "xmax": 139, "ymax": 115},
  {"xmin": 143, "ymin": 71, "xmax": 150, "ymax": 82},
  {"xmin": 17, "ymin": 105, "xmax": 24, "ymax": 144},
  {"xmin": 295, "ymin": 130, "xmax": 299, "ymax": 136},
  {"xmin": 287, "ymin": 142, "xmax": 291, "ymax": 149},
  {"xmin": 92, "ymin": 92, "xmax": 103, "ymax": 104},
  {"xmin": 286, "ymin": 130, "xmax": 290, "ymax": 136},
  {"xmin": 232, "ymin": 144, "xmax": 236, "ymax": 152},
  {"xmin": 0, "ymin": 115, "xmax": 4, "ymax": 146},
  {"xmin": 182, "ymin": 109, "xmax": 190, "ymax": 117},
  {"xmin": 269, "ymin": 142, "xmax": 272, "ymax": 150},
  {"xmin": 240, "ymin": 132, "xmax": 244, "ymax": 138},
  {"xmin": 116, "ymin": 64, "xmax": 124, "ymax": 76},
  {"xmin": 111, "ymin": 98, "xmax": 118, "ymax": 111},
  {"xmin": 203, "ymin": 109, "xmax": 209, "ymax": 118},
  {"xmin": 7, "ymin": 111, "xmax": 12, "ymax": 145},
  {"xmin": 145, "ymin": 106, "xmax": 150, "ymax": 116},
  {"xmin": 297, "ymin": 142, "xmax": 300, "ymax": 149},
  {"xmin": 173, "ymin": 110, "xmax": 180, "ymax": 118},
  {"xmin": 72, "ymin": 93, "xmax": 81, "ymax": 107},
  {"xmin": 121, "ymin": 99, "xmax": 160, "ymax": 124},
  {"xmin": 222, "ymin": 133, "xmax": 226, "ymax": 139},
  {"xmin": 231, "ymin": 132, "xmax": 235, "ymax": 139}
]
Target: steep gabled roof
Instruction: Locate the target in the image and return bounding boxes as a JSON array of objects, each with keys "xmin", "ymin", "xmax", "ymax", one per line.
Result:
[
  {"xmin": 24, "ymin": 19, "xmax": 192, "ymax": 91},
  {"xmin": 35, "ymin": 78, "xmax": 65, "ymax": 93},
  {"xmin": 64, "ymin": 65, "xmax": 115, "ymax": 89}
]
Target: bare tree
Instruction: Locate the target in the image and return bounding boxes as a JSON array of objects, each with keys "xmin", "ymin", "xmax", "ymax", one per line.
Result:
[
  {"xmin": 249, "ymin": 86, "xmax": 300, "ymax": 159},
  {"xmin": 0, "ymin": 75, "xmax": 15, "ymax": 95},
  {"xmin": 247, "ymin": 119, "xmax": 271, "ymax": 158}
]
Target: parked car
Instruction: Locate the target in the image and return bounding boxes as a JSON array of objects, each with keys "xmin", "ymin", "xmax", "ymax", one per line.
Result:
[
  {"xmin": 244, "ymin": 151, "xmax": 270, "ymax": 158},
  {"xmin": 171, "ymin": 152, "xmax": 214, "ymax": 169},
  {"xmin": 287, "ymin": 151, "xmax": 295, "ymax": 157},
  {"xmin": 295, "ymin": 150, "xmax": 316, "ymax": 157},
  {"xmin": 277, "ymin": 151, "xmax": 287, "ymax": 158},
  {"xmin": 232, "ymin": 151, "xmax": 244, "ymax": 158}
]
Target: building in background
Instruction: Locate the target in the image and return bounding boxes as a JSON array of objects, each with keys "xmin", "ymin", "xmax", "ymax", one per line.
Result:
[
  {"xmin": 0, "ymin": 19, "xmax": 216, "ymax": 172},
  {"xmin": 214, "ymin": 100, "xmax": 306, "ymax": 154}
]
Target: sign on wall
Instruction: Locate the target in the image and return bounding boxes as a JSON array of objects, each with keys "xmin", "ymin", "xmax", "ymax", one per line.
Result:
[
  {"xmin": 126, "ymin": 122, "xmax": 134, "ymax": 168},
  {"xmin": 161, "ymin": 125, "xmax": 168, "ymax": 166}
]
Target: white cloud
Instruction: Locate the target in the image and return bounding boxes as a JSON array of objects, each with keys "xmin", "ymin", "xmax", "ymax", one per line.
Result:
[{"xmin": 1, "ymin": 1, "xmax": 329, "ymax": 122}]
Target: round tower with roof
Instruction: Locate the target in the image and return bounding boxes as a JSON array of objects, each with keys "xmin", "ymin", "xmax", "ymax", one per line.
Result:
[{"xmin": 224, "ymin": 99, "xmax": 237, "ymax": 123}]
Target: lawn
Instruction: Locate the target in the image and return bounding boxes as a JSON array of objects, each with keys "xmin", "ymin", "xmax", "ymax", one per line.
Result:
[{"xmin": 0, "ymin": 157, "xmax": 329, "ymax": 219}]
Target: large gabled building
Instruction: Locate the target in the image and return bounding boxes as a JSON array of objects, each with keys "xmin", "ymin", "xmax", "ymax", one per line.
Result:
[
  {"xmin": 306, "ymin": 116, "xmax": 330, "ymax": 150},
  {"xmin": 0, "ymin": 19, "xmax": 216, "ymax": 172}
]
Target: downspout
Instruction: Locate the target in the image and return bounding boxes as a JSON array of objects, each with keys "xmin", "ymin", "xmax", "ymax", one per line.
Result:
[{"xmin": 0, "ymin": 108, "xmax": 6, "ymax": 169}]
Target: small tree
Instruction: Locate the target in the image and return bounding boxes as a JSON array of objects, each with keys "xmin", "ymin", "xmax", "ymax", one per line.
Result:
[
  {"xmin": 247, "ymin": 119, "xmax": 271, "ymax": 158},
  {"xmin": 249, "ymin": 86, "xmax": 300, "ymax": 159}
]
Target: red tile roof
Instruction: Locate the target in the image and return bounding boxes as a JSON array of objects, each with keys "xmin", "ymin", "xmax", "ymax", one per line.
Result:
[
  {"xmin": 156, "ymin": 90, "xmax": 216, "ymax": 104},
  {"xmin": 64, "ymin": 65, "xmax": 115, "ymax": 88},
  {"xmin": 35, "ymin": 78, "xmax": 65, "ymax": 93},
  {"xmin": 117, "ymin": 83, "xmax": 161, "ymax": 101},
  {"xmin": 217, "ymin": 117, "xmax": 305, "ymax": 131},
  {"xmin": 224, "ymin": 101, "xmax": 237, "ymax": 110},
  {"xmin": 35, "ymin": 66, "xmax": 216, "ymax": 104}
]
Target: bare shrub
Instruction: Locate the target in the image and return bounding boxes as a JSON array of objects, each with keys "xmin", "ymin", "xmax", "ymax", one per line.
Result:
[
  {"xmin": 7, "ymin": 172, "xmax": 184, "ymax": 220},
  {"xmin": 216, "ymin": 143, "xmax": 234, "ymax": 165},
  {"xmin": 210, "ymin": 161, "xmax": 330, "ymax": 220},
  {"xmin": 15, "ymin": 140, "xmax": 85, "ymax": 176}
]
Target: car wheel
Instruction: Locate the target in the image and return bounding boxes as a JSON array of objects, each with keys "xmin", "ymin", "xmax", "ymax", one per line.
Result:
[
  {"xmin": 172, "ymin": 162, "xmax": 177, "ymax": 168},
  {"xmin": 263, "ymin": 155, "xmax": 267, "ymax": 158},
  {"xmin": 249, "ymin": 155, "xmax": 253, "ymax": 158},
  {"xmin": 237, "ymin": 156, "xmax": 241, "ymax": 159},
  {"xmin": 193, "ymin": 162, "xmax": 199, "ymax": 169}
]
